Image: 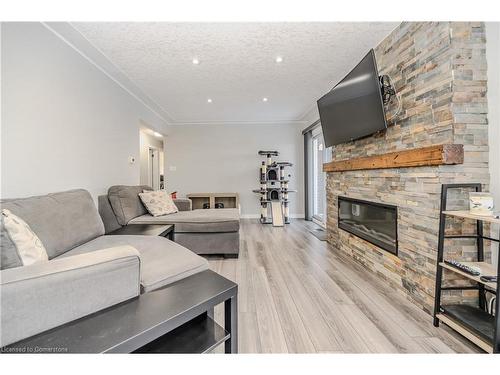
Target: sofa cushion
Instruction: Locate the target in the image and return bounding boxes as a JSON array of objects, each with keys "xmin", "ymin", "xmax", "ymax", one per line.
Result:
[
  {"xmin": 0, "ymin": 215, "xmax": 22, "ymax": 270},
  {"xmin": 128, "ymin": 208, "xmax": 240, "ymax": 233},
  {"xmin": 0, "ymin": 190, "xmax": 105, "ymax": 259},
  {"xmin": 60, "ymin": 235, "xmax": 209, "ymax": 293},
  {"xmin": 108, "ymin": 185, "xmax": 152, "ymax": 225},
  {"xmin": 98, "ymin": 195, "xmax": 122, "ymax": 234}
]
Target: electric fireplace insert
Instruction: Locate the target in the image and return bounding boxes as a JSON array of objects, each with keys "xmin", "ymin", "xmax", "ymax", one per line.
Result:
[{"xmin": 338, "ymin": 196, "xmax": 398, "ymax": 255}]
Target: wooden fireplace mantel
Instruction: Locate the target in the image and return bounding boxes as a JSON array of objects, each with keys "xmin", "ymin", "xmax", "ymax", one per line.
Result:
[{"xmin": 323, "ymin": 144, "xmax": 464, "ymax": 173}]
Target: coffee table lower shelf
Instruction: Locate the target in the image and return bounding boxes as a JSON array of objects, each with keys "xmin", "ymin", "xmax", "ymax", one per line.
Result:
[{"xmin": 134, "ymin": 315, "xmax": 229, "ymax": 353}]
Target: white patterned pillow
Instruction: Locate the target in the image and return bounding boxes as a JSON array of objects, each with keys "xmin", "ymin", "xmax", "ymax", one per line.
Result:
[
  {"xmin": 139, "ymin": 190, "xmax": 179, "ymax": 217},
  {"xmin": 1, "ymin": 209, "xmax": 49, "ymax": 266}
]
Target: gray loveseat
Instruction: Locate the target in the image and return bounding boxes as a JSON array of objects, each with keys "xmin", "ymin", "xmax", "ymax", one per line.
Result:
[
  {"xmin": 0, "ymin": 189, "xmax": 208, "ymax": 347},
  {"xmin": 98, "ymin": 186, "xmax": 240, "ymax": 257}
]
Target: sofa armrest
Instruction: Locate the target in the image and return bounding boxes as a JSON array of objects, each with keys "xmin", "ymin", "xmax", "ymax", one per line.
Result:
[
  {"xmin": 0, "ymin": 246, "xmax": 141, "ymax": 347},
  {"xmin": 174, "ymin": 198, "xmax": 192, "ymax": 211}
]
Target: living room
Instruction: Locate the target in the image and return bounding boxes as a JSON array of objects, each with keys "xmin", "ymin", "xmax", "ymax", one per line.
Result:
[{"xmin": 1, "ymin": 0, "xmax": 500, "ymax": 373}]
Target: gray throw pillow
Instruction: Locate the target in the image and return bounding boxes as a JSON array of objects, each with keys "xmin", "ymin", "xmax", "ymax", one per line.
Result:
[{"xmin": 108, "ymin": 185, "xmax": 153, "ymax": 225}]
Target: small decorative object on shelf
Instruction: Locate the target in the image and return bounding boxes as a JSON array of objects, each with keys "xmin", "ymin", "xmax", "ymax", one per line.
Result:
[
  {"xmin": 252, "ymin": 151, "xmax": 296, "ymax": 227},
  {"xmin": 433, "ymin": 183, "xmax": 500, "ymax": 353},
  {"xmin": 469, "ymin": 192, "xmax": 494, "ymax": 217}
]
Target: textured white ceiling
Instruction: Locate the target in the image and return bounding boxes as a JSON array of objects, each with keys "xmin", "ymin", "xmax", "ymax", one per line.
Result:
[{"xmin": 73, "ymin": 22, "xmax": 398, "ymax": 124}]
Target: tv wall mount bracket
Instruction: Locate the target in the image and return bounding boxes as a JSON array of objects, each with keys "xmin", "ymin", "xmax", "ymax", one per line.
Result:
[{"xmin": 379, "ymin": 75, "xmax": 396, "ymax": 104}]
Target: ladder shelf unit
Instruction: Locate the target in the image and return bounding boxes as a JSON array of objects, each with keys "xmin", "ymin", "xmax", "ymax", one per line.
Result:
[{"xmin": 433, "ymin": 183, "xmax": 500, "ymax": 353}]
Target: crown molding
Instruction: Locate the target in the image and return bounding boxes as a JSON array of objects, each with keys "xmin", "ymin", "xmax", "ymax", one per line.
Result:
[
  {"xmin": 298, "ymin": 101, "xmax": 320, "ymax": 121},
  {"xmin": 42, "ymin": 22, "xmax": 174, "ymax": 125},
  {"xmin": 169, "ymin": 119, "xmax": 309, "ymax": 126}
]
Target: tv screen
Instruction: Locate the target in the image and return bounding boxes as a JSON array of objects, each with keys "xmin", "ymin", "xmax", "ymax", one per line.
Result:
[{"xmin": 317, "ymin": 49, "xmax": 387, "ymax": 147}]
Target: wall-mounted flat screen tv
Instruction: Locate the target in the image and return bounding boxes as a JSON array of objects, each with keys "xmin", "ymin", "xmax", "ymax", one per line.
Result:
[{"xmin": 317, "ymin": 49, "xmax": 387, "ymax": 147}]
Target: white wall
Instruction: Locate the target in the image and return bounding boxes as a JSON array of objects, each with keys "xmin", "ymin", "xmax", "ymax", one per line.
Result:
[
  {"xmin": 1, "ymin": 22, "xmax": 168, "ymax": 200},
  {"xmin": 165, "ymin": 123, "xmax": 304, "ymax": 217},
  {"xmin": 486, "ymin": 22, "xmax": 500, "ymax": 265}
]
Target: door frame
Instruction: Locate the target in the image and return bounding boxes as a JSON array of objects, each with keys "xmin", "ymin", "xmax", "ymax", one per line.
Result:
[{"xmin": 311, "ymin": 127, "xmax": 327, "ymax": 226}]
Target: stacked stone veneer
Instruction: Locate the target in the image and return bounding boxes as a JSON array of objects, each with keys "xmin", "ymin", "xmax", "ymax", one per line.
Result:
[{"xmin": 326, "ymin": 22, "xmax": 489, "ymax": 314}]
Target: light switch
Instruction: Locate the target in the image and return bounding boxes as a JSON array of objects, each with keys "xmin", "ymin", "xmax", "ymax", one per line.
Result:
[
  {"xmin": 169, "ymin": 166, "xmax": 177, "ymax": 171},
  {"xmin": 129, "ymin": 156, "xmax": 136, "ymax": 164}
]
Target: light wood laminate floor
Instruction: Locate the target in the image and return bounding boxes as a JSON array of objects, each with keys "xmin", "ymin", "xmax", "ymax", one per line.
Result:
[{"xmin": 209, "ymin": 219, "xmax": 481, "ymax": 353}]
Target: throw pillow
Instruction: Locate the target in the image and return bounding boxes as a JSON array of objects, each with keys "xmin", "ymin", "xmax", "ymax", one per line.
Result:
[
  {"xmin": 139, "ymin": 190, "xmax": 179, "ymax": 217},
  {"xmin": 1, "ymin": 209, "xmax": 49, "ymax": 266}
]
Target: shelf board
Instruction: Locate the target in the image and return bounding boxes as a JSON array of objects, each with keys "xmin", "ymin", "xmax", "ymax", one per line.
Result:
[
  {"xmin": 186, "ymin": 193, "xmax": 238, "ymax": 199},
  {"xmin": 439, "ymin": 261, "xmax": 497, "ymax": 291},
  {"xmin": 133, "ymin": 315, "xmax": 229, "ymax": 354},
  {"xmin": 443, "ymin": 210, "xmax": 500, "ymax": 224},
  {"xmin": 323, "ymin": 144, "xmax": 464, "ymax": 172},
  {"xmin": 212, "ymin": 193, "xmax": 239, "ymax": 198},
  {"xmin": 437, "ymin": 304, "xmax": 495, "ymax": 353}
]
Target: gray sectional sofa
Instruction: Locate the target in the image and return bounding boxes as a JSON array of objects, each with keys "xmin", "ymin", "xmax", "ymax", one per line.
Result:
[
  {"xmin": 0, "ymin": 189, "xmax": 208, "ymax": 347},
  {"xmin": 98, "ymin": 185, "xmax": 240, "ymax": 257}
]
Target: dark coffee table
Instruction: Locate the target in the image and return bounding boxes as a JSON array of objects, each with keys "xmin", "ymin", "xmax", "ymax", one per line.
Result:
[
  {"xmin": 110, "ymin": 224, "xmax": 175, "ymax": 241},
  {"xmin": 3, "ymin": 270, "xmax": 238, "ymax": 353}
]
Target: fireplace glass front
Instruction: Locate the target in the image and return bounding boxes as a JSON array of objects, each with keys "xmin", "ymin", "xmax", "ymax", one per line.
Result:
[{"xmin": 338, "ymin": 196, "xmax": 398, "ymax": 255}]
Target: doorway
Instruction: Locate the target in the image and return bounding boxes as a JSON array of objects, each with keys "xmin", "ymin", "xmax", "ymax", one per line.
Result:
[
  {"xmin": 139, "ymin": 127, "xmax": 164, "ymax": 190},
  {"xmin": 148, "ymin": 147, "xmax": 161, "ymax": 190}
]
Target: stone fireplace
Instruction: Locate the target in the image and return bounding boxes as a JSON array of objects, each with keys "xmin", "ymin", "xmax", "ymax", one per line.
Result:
[{"xmin": 326, "ymin": 22, "xmax": 490, "ymax": 314}]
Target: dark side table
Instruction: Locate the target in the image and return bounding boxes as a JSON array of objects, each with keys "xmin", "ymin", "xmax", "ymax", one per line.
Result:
[
  {"xmin": 3, "ymin": 270, "xmax": 238, "ymax": 353},
  {"xmin": 110, "ymin": 224, "xmax": 175, "ymax": 241}
]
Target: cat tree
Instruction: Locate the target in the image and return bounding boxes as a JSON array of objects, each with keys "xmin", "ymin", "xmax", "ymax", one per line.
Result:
[{"xmin": 252, "ymin": 150, "xmax": 295, "ymax": 227}]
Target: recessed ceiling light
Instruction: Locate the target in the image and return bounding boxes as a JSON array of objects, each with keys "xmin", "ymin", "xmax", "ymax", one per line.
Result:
[
  {"xmin": 275, "ymin": 56, "xmax": 283, "ymax": 63},
  {"xmin": 207, "ymin": 98, "xmax": 212, "ymax": 103},
  {"xmin": 262, "ymin": 97, "xmax": 268, "ymax": 102},
  {"xmin": 153, "ymin": 131, "xmax": 162, "ymax": 137},
  {"xmin": 192, "ymin": 58, "xmax": 200, "ymax": 65}
]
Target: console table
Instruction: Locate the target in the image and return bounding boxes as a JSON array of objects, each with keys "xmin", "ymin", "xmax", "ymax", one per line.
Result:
[
  {"xmin": 187, "ymin": 193, "xmax": 239, "ymax": 210},
  {"xmin": 3, "ymin": 270, "xmax": 238, "ymax": 354}
]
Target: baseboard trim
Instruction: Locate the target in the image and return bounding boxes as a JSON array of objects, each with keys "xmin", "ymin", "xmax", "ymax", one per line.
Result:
[
  {"xmin": 240, "ymin": 214, "xmax": 260, "ymax": 219},
  {"xmin": 240, "ymin": 213, "xmax": 305, "ymax": 219}
]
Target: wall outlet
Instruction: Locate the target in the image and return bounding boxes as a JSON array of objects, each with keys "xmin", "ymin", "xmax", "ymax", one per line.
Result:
[{"xmin": 169, "ymin": 166, "xmax": 177, "ymax": 171}]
